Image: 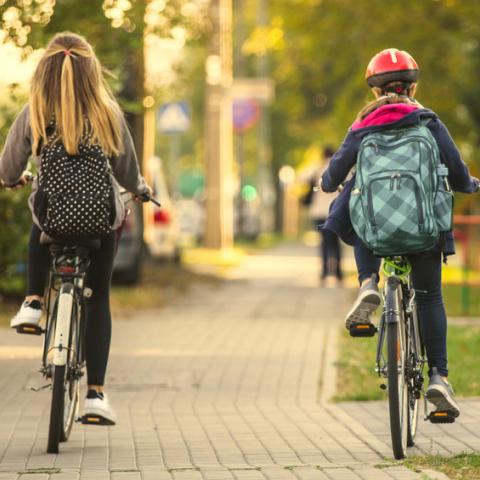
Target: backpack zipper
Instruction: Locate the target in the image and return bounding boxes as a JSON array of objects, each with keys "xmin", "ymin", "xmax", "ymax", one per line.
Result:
[{"xmin": 367, "ymin": 173, "xmax": 426, "ymax": 231}]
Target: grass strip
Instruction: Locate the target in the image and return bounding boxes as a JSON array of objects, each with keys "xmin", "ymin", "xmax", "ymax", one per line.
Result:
[
  {"xmin": 335, "ymin": 325, "xmax": 480, "ymax": 402},
  {"xmin": 403, "ymin": 453, "xmax": 480, "ymax": 480}
]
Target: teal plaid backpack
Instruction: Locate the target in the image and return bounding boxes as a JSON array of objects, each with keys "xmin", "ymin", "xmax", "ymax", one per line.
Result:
[{"xmin": 349, "ymin": 120, "xmax": 454, "ymax": 256}]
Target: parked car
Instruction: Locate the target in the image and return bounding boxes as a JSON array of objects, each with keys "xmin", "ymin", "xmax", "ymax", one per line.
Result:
[
  {"xmin": 113, "ymin": 200, "xmax": 143, "ymax": 285},
  {"xmin": 113, "ymin": 156, "xmax": 183, "ymax": 284},
  {"xmin": 175, "ymin": 197, "xmax": 205, "ymax": 246},
  {"xmin": 143, "ymin": 156, "xmax": 182, "ymax": 262}
]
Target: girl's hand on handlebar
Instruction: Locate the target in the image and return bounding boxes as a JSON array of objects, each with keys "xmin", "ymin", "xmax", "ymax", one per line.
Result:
[
  {"xmin": 133, "ymin": 185, "xmax": 153, "ymax": 204},
  {"xmin": 313, "ymin": 177, "xmax": 345, "ymax": 193},
  {"xmin": 1, "ymin": 171, "xmax": 34, "ymax": 190},
  {"xmin": 473, "ymin": 177, "xmax": 480, "ymax": 192},
  {"xmin": 133, "ymin": 186, "xmax": 162, "ymax": 207}
]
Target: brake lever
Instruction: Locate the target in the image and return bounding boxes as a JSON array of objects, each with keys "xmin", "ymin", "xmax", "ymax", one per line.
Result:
[{"xmin": 139, "ymin": 193, "xmax": 161, "ymax": 207}]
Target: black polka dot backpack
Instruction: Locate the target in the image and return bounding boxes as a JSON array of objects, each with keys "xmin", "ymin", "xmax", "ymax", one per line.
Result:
[{"xmin": 34, "ymin": 125, "xmax": 114, "ymax": 239}]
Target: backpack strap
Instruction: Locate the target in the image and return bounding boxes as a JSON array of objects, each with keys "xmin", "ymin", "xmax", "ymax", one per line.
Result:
[{"xmin": 419, "ymin": 117, "xmax": 433, "ymax": 128}]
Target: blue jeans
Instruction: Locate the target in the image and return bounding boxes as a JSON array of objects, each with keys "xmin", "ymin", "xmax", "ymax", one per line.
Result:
[{"xmin": 354, "ymin": 244, "xmax": 448, "ymax": 377}]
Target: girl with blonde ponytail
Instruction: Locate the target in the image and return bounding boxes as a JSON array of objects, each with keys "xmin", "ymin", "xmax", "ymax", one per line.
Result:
[{"xmin": 0, "ymin": 32, "xmax": 151, "ymax": 426}]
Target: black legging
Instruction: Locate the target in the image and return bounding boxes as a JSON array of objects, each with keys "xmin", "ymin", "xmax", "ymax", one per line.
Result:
[
  {"xmin": 354, "ymin": 245, "xmax": 448, "ymax": 377},
  {"xmin": 28, "ymin": 224, "xmax": 116, "ymax": 386}
]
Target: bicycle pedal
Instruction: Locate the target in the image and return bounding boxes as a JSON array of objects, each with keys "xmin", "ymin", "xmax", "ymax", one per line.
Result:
[
  {"xmin": 349, "ymin": 322, "xmax": 377, "ymax": 337},
  {"xmin": 16, "ymin": 324, "xmax": 43, "ymax": 336},
  {"xmin": 428, "ymin": 410, "xmax": 456, "ymax": 424},
  {"xmin": 80, "ymin": 414, "xmax": 115, "ymax": 426}
]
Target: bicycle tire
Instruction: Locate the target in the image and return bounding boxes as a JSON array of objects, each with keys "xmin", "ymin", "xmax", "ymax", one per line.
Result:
[
  {"xmin": 60, "ymin": 300, "xmax": 80, "ymax": 442},
  {"xmin": 46, "ymin": 284, "xmax": 80, "ymax": 452},
  {"xmin": 406, "ymin": 302, "xmax": 421, "ymax": 447},
  {"xmin": 386, "ymin": 283, "xmax": 408, "ymax": 459},
  {"xmin": 47, "ymin": 364, "xmax": 66, "ymax": 454}
]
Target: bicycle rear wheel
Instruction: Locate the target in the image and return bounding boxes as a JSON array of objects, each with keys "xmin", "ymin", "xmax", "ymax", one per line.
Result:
[{"xmin": 385, "ymin": 281, "xmax": 409, "ymax": 459}]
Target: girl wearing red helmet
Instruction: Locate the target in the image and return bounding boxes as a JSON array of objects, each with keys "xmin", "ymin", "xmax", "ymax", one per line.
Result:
[{"xmin": 320, "ymin": 48, "xmax": 479, "ymax": 417}]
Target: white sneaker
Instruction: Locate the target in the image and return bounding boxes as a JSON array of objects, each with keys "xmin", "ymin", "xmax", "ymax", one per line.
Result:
[
  {"xmin": 82, "ymin": 390, "xmax": 117, "ymax": 426},
  {"xmin": 345, "ymin": 275, "xmax": 381, "ymax": 329},
  {"xmin": 10, "ymin": 300, "xmax": 43, "ymax": 328}
]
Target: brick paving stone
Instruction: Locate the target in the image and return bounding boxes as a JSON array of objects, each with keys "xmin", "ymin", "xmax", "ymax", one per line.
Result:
[
  {"xmin": 322, "ymin": 467, "xmax": 363, "ymax": 479},
  {"xmin": 291, "ymin": 466, "xmax": 330, "ymax": 479},
  {"xmin": 110, "ymin": 472, "xmax": 142, "ymax": 480},
  {"xmin": 0, "ymin": 474, "xmax": 17, "ymax": 480},
  {"xmin": 171, "ymin": 470, "xmax": 203, "ymax": 480},
  {"xmin": 202, "ymin": 468, "xmax": 236, "ymax": 480},
  {"xmin": 231, "ymin": 470, "xmax": 266, "ymax": 480},
  {"xmin": 140, "ymin": 471, "xmax": 173, "ymax": 480},
  {"xmin": 381, "ymin": 467, "xmax": 424, "ymax": 479},
  {"xmin": 261, "ymin": 466, "xmax": 299, "ymax": 479},
  {"xmin": 0, "ymin": 244, "xmax": 476, "ymax": 480},
  {"xmin": 79, "ymin": 471, "xmax": 110, "ymax": 480},
  {"xmin": 352, "ymin": 466, "xmax": 396, "ymax": 480},
  {"xmin": 49, "ymin": 472, "xmax": 79, "ymax": 480}
]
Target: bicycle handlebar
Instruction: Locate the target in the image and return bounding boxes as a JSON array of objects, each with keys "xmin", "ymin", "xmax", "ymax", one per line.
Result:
[
  {"xmin": 0, "ymin": 173, "xmax": 34, "ymax": 189},
  {"xmin": 136, "ymin": 192, "xmax": 161, "ymax": 207}
]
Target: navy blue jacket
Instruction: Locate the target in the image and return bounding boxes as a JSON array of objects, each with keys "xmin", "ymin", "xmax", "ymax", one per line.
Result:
[{"xmin": 320, "ymin": 107, "xmax": 478, "ymax": 255}]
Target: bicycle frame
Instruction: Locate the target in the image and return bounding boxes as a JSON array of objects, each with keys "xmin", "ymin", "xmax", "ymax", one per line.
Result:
[
  {"xmin": 42, "ymin": 247, "xmax": 89, "ymax": 376},
  {"xmin": 375, "ymin": 256, "xmax": 427, "ymax": 458},
  {"xmin": 375, "ymin": 257, "xmax": 422, "ymax": 370}
]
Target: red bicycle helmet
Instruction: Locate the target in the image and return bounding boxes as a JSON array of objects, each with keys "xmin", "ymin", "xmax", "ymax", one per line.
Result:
[{"xmin": 365, "ymin": 48, "xmax": 419, "ymax": 88}]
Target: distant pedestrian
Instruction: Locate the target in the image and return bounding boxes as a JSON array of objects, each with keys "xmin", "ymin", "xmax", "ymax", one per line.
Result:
[{"xmin": 301, "ymin": 147, "xmax": 343, "ymax": 286}]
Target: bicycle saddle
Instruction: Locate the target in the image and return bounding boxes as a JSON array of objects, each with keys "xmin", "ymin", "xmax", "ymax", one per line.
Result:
[{"xmin": 40, "ymin": 232, "xmax": 101, "ymax": 250}]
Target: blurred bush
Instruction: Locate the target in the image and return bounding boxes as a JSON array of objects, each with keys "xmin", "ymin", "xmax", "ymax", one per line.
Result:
[
  {"xmin": 0, "ymin": 188, "xmax": 31, "ymax": 297},
  {"xmin": 0, "ymin": 91, "xmax": 30, "ymax": 297}
]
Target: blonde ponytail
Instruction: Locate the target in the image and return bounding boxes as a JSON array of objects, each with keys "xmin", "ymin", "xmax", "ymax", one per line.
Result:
[
  {"xmin": 58, "ymin": 53, "xmax": 82, "ymax": 154},
  {"xmin": 30, "ymin": 32, "xmax": 123, "ymax": 157}
]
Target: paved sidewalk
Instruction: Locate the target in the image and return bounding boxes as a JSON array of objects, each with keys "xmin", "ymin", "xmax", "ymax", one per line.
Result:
[{"xmin": 0, "ymin": 243, "xmax": 471, "ymax": 479}]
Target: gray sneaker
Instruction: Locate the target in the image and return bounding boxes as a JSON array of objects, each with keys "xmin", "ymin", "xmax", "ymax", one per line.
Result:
[
  {"xmin": 425, "ymin": 367, "xmax": 460, "ymax": 417},
  {"xmin": 345, "ymin": 274, "xmax": 381, "ymax": 330}
]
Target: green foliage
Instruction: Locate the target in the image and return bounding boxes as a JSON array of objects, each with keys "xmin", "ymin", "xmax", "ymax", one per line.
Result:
[
  {"xmin": 0, "ymin": 1, "xmax": 208, "ymax": 295},
  {"xmin": 0, "ymin": 187, "xmax": 31, "ymax": 296},
  {"xmin": 265, "ymin": 0, "xmax": 480, "ymax": 204},
  {"xmin": 0, "ymin": 90, "xmax": 31, "ymax": 296}
]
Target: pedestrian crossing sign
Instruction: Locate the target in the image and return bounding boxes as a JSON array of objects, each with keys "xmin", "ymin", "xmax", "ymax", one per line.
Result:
[{"xmin": 157, "ymin": 102, "xmax": 191, "ymax": 134}]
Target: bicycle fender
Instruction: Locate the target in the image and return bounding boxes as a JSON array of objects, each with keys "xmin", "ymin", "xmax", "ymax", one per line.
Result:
[
  {"xmin": 53, "ymin": 283, "xmax": 74, "ymax": 366},
  {"xmin": 384, "ymin": 277, "xmax": 401, "ymax": 324}
]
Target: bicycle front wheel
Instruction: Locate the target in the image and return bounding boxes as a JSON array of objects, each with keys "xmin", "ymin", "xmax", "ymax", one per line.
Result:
[
  {"xmin": 46, "ymin": 284, "xmax": 80, "ymax": 453},
  {"xmin": 47, "ymin": 364, "xmax": 67, "ymax": 453},
  {"xmin": 385, "ymin": 283, "xmax": 409, "ymax": 459},
  {"xmin": 406, "ymin": 302, "xmax": 422, "ymax": 447}
]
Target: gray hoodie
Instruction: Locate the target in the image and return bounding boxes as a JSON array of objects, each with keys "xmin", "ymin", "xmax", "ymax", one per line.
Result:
[{"xmin": 0, "ymin": 104, "xmax": 148, "ymax": 230}]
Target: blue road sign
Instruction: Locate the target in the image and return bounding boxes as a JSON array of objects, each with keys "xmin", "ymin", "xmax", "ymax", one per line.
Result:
[{"xmin": 157, "ymin": 102, "xmax": 191, "ymax": 134}]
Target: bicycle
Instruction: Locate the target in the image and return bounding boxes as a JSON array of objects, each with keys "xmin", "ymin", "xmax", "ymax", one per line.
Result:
[
  {"xmin": 8, "ymin": 180, "xmax": 161, "ymax": 453},
  {"xmin": 18, "ymin": 234, "xmax": 97, "ymax": 453},
  {"xmin": 350, "ymin": 256, "xmax": 456, "ymax": 460}
]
